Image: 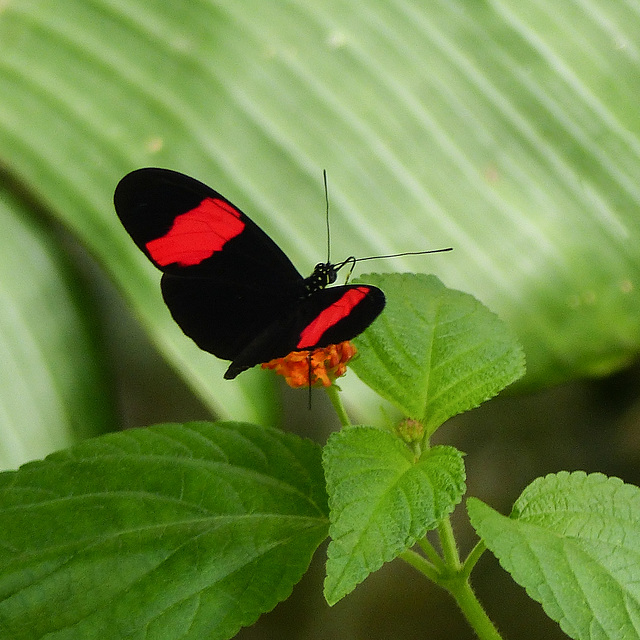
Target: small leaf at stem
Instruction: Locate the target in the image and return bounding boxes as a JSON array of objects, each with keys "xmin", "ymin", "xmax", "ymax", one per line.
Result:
[{"xmin": 323, "ymin": 425, "xmax": 465, "ymax": 604}]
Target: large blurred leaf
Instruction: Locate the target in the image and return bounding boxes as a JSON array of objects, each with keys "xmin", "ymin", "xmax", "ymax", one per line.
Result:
[
  {"xmin": 0, "ymin": 182, "xmax": 112, "ymax": 469},
  {"xmin": 0, "ymin": 1, "xmax": 639, "ymax": 422}
]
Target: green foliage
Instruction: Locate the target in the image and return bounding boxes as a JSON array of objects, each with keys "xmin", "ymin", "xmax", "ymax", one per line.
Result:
[
  {"xmin": 468, "ymin": 473, "xmax": 640, "ymax": 640},
  {"xmin": 0, "ymin": 273, "xmax": 525, "ymax": 639},
  {"xmin": 0, "ymin": 422, "xmax": 328, "ymax": 639},
  {"xmin": 1, "ymin": 257, "xmax": 638, "ymax": 640},
  {"xmin": 0, "ymin": 184, "xmax": 112, "ymax": 469},
  {"xmin": 352, "ymin": 273, "xmax": 525, "ymax": 433},
  {"xmin": 0, "ymin": 1, "xmax": 639, "ymax": 639},
  {"xmin": 1, "ymin": 0, "xmax": 640, "ymax": 452},
  {"xmin": 323, "ymin": 428, "xmax": 465, "ymax": 604}
]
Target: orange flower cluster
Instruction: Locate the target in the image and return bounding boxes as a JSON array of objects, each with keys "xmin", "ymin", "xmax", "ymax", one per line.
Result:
[{"xmin": 261, "ymin": 341, "xmax": 357, "ymax": 388}]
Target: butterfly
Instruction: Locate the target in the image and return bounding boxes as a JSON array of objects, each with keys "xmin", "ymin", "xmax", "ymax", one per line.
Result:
[{"xmin": 114, "ymin": 168, "xmax": 386, "ymax": 380}]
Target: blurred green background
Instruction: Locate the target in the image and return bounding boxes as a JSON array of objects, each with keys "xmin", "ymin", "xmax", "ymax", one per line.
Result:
[{"xmin": 1, "ymin": 1, "xmax": 639, "ymax": 638}]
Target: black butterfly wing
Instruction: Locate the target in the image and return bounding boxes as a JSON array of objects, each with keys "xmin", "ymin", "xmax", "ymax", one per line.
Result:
[
  {"xmin": 160, "ymin": 273, "xmax": 298, "ymax": 364},
  {"xmin": 114, "ymin": 168, "xmax": 302, "ymax": 286},
  {"xmin": 115, "ymin": 168, "xmax": 386, "ymax": 379},
  {"xmin": 224, "ymin": 284, "xmax": 386, "ymax": 379},
  {"xmin": 115, "ymin": 168, "xmax": 304, "ymax": 362}
]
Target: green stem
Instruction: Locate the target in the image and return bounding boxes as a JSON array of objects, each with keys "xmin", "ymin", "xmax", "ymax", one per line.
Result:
[
  {"xmin": 437, "ymin": 518, "xmax": 502, "ymax": 639},
  {"xmin": 398, "ymin": 549, "xmax": 440, "ymax": 582},
  {"xmin": 438, "ymin": 517, "xmax": 461, "ymax": 569},
  {"xmin": 325, "ymin": 384, "xmax": 351, "ymax": 427},
  {"xmin": 417, "ymin": 537, "xmax": 447, "ymax": 572},
  {"xmin": 400, "ymin": 517, "xmax": 503, "ymax": 640},
  {"xmin": 445, "ymin": 579, "xmax": 503, "ymax": 640},
  {"xmin": 462, "ymin": 540, "xmax": 487, "ymax": 580}
]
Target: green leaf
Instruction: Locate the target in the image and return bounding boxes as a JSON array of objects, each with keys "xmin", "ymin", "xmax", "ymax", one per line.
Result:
[
  {"xmin": 351, "ymin": 273, "xmax": 525, "ymax": 431},
  {"xmin": 468, "ymin": 472, "xmax": 640, "ymax": 640},
  {"xmin": 323, "ymin": 426, "xmax": 465, "ymax": 605},
  {"xmin": 0, "ymin": 183, "xmax": 113, "ymax": 469},
  {"xmin": 0, "ymin": 421, "xmax": 328, "ymax": 640}
]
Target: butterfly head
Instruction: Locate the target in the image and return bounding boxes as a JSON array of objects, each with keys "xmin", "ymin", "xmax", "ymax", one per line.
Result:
[{"xmin": 305, "ymin": 262, "xmax": 338, "ymax": 293}]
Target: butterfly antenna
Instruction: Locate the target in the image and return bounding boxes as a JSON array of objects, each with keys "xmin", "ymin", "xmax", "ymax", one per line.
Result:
[
  {"xmin": 354, "ymin": 247, "xmax": 453, "ymax": 262},
  {"xmin": 321, "ymin": 170, "xmax": 452, "ymax": 272},
  {"xmin": 333, "ymin": 247, "xmax": 453, "ymax": 275},
  {"xmin": 323, "ymin": 170, "xmax": 331, "ymax": 264}
]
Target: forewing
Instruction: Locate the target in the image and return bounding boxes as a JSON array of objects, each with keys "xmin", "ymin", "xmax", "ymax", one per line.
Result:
[{"xmin": 114, "ymin": 168, "xmax": 302, "ymax": 288}]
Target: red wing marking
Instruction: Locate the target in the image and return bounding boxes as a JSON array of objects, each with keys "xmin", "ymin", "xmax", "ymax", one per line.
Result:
[
  {"xmin": 146, "ymin": 198, "xmax": 245, "ymax": 267},
  {"xmin": 297, "ymin": 287, "xmax": 369, "ymax": 348}
]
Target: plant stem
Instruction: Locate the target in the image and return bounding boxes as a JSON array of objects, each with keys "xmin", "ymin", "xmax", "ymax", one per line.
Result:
[
  {"xmin": 437, "ymin": 518, "xmax": 502, "ymax": 639},
  {"xmin": 417, "ymin": 537, "xmax": 447, "ymax": 572},
  {"xmin": 462, "ymin": 540, "xmax": 487, "ymax": 580},
  {"xmin": 400, "ymin": 517, "xmax": 503, "ymax": 640},
  {"xmin": 398, "ymin": 549, "xmax": 440, "ymax": 582},
  {"xmin": 446, "ymin": 579, "xmax": 503, "ymax": 640},
  {"xmin": 325, "ymin": 384, "xmax": 351, "ymax": 427},
  {"xmin": 438, "ymin": 517, "xmax": 461, "ymax": 569}
]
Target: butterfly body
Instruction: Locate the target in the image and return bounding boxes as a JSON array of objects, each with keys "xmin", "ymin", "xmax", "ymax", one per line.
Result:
[{"xmin": 114, "ymin": 168, "xmax": 385, "ymax": 379}]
